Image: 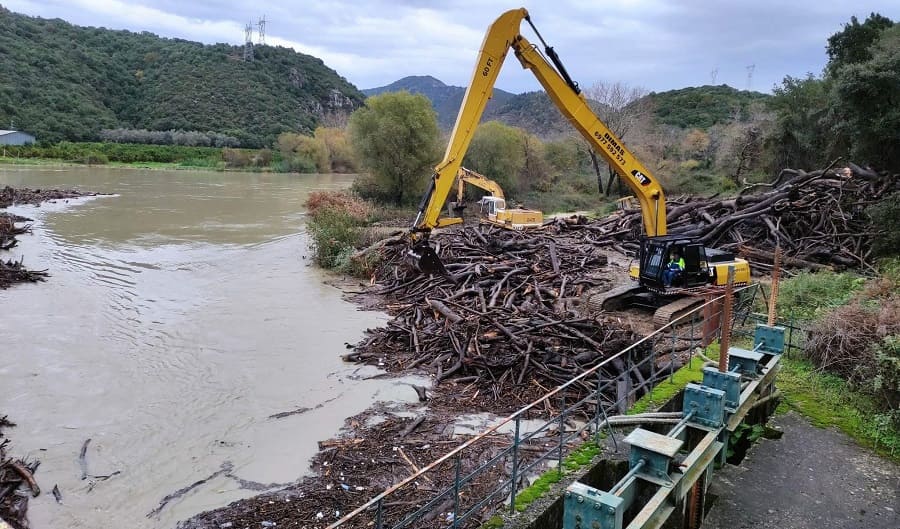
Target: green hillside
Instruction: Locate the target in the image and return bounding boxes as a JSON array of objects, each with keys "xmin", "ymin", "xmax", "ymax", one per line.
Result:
[
  {"xmin": 363, "ymin": 78, "xmax": 572, "ymax": 137},
  {"xmin": 647, "ymin": 85, "xmax": 769, "ymax": 129},
  {"xmin": 366, "ymin": 76, "xmax": 770, "ymax": 138},
  {"xmin": 0, "ymin": 7, "xmax": 364, "ymax": 147},
  {"xmin": 363, "ymin": 76, "xmax": 517, "ymax": 129}
]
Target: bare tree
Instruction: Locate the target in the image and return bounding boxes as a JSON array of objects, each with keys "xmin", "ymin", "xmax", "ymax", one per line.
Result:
[{"xmin": 582, "ymin": 81, "xmax": 652, "ymax": 195}]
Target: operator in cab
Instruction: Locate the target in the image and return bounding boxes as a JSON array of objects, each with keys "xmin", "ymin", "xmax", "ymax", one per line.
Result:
[{"xmin": 663, "ymin": 250, "xmax": 685, "ymax": 287}]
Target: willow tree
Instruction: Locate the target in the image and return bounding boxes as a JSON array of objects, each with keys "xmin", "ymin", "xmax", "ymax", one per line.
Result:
[{"xmin": 348, "ymin": 92, "xmax": 441, "ymax": 206}]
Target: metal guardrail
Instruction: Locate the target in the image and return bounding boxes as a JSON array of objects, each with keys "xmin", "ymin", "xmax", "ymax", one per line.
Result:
[{"xmin": 328, "ymin": 284, "xmax": 761, "ymax": 529}]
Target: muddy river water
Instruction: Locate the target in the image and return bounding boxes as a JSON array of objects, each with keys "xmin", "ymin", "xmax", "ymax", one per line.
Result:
[{"xmin": 0, "ymin": 166, "xmax": 421, "ymax": 528}]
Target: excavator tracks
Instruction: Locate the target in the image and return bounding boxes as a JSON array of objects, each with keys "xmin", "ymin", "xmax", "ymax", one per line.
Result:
[
  {"xmin": 652, "ymin": 295, "xmax": 705, "ymax": 327},
  {"xmin": 583, "ymin": 283, "xmax": 643, "ymax": 314}
]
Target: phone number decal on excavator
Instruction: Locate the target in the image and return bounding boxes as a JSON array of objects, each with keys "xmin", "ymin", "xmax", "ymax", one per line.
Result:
[{"xmin": 593, "ymin": 130, "xmax": 627, "ymax": 166}]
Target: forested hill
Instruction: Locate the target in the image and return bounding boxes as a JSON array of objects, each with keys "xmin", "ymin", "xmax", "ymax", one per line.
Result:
[
  {"xmin": 363, "ymin": 77, "xmax": 574, "ymax": 135},
  {"xmin": 646, "ymin": 85, "xmax": 769, "ymax": 129},
  {"xmin": 367, "ymin": 76, "xmax": 769, "ymax": 138},
  {"xmin": 363, "ymin": 76, "xmax": 518, "ymax": 129},
  {"xmin": 0, "ymin": 7, "xmax": 364, "ymax": 147}
]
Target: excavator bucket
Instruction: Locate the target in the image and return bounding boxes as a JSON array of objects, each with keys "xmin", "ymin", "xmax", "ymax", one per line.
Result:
[{"xmin": 406, "ymin": 242, "xmax": 449, "ymax": 276}]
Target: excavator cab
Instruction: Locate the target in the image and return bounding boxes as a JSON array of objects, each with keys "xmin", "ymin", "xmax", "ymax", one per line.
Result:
[
  {"xmin": 479, "ymin": 196, "xmax": 505, "ymax": 220},
  {"xmin": 638, "ymin": 236, "xmax": 709, "ymax": 290}
]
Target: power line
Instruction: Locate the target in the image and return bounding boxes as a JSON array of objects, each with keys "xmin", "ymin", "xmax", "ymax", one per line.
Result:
[
  {"xmin": 257, "ymin": 16, "xmax": 266, "ymax": 45},
  {"xmin": 243, "ymin": 21, "xmax": 254, "ymax": 61}
]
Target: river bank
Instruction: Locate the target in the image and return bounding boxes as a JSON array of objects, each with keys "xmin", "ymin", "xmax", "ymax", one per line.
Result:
[{"xmin": 0, "ymin": 156, "xmax": 264, "ymax": 172}]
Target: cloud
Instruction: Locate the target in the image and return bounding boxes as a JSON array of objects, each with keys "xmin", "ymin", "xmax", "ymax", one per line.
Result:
[{"xmin": 5, "ymin": 0, "xmax": 899, "ymax": 93}]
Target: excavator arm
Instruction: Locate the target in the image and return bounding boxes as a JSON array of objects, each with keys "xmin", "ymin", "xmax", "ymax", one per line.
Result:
[
  {"xmin": 409, "ymin": 9, "xmax": 528, "ymax": 237},
  {"xmin": 457, "ymin": 167, "xmax": 505, "ymax": 202},
  {"xmin": 409, "ymin": 8, "xmax": 666, "ymax": 274}
]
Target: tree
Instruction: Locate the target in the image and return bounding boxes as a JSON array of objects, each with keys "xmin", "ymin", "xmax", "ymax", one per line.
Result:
[
  {"xmin": 766, "ymin": 74, "xmax": 833, "ymax": 171},
  {"xmin": 826, "ymin": 13, "xmax": 894, "ymax": 75},
  {"xmin": 582, "ymin": 81, "xmax": 651, "ymax": 195},
  {"xmin": 463, "ymin": 121, "xmax": 525, "ymax": 195},
  {"xmin": 681, "ymin": 129, "xmax": 711, "ymax": 162},
  {"xmin": 277, "ymin": 132, "xmax": 329, "ymax": 173},
  {"xmin": 314, "ymin": 126, "xmax": 356, "ymax": 173},
  {"xmin": 829, "ymin": 25, "xmax": 900, "ymax": 170},
  {"xmin": 765, "ymin": 13, "xmax": 897, "ymax": 172},
  {"xmin": 348, "ymin": 92, "xmax": 441, "ymax": 206}
]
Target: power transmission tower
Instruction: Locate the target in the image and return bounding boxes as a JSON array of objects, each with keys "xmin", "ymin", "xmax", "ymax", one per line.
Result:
[
  {"xmin": 710, "ymin": 68, "xmax": 719, "ymax": 85},
  {"xmin": 243, "ymin": 22, "xmax": 254, "ymax": 61},
  {"xmin": 746, "ymin": 64, "xmax": 755, "ymax": 90},
  {"xmin": 257, "ymin": 16, "xmax": 266, "ymax": 45}
]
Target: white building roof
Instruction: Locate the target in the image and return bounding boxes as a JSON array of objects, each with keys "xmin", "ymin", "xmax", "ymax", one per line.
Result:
[{"xmin": 0, "ymin": 130, "xmax": 19, "ymax": 135}]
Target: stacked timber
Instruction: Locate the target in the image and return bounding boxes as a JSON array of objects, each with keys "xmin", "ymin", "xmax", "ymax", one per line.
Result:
[
  {"xmin": 346, "ymin": 164, "xmax": 897, "ymax": 404},
  {"xmin": 346, "ymin": 226, "xmax": 651, "ymax": 410},
  {"xmin": 564, "ymin": 163, "xmax": 898, "ymax": 272}
]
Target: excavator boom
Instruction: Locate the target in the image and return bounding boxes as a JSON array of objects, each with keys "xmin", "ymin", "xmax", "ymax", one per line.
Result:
[{"xmin": 409, "ymin": 8, "xmax": 667, "ymax": 274}]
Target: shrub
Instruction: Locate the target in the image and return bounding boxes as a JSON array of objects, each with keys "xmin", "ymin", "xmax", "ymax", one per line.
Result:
[
  {"xmin": 305, "ymin": 192, "xmax": 375, "ymax": 274},
  {"xmin": 805, "ymin": 296, "xmax": 900, "ymax": 413},
  {"xmin": 82, "ymin": 152, "xmax": 108, "ymax": 165},
  {"xmin": 868, "ymin": 192, "xmax": 900, "ymax": 257},
  {"xmin": 223, "ymin": 148, "xmax": 250, "ymax": 168}
]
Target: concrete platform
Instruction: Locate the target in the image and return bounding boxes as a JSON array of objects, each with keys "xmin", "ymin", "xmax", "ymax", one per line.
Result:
[{"xmin": 704, "ymin": 412, "xmax": 899, "ymax": 529}]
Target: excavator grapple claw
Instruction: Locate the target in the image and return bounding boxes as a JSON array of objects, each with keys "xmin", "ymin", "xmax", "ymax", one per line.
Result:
[{"xmin": 406, "ymin": 242, "xmax": 448, "ymax": 276}]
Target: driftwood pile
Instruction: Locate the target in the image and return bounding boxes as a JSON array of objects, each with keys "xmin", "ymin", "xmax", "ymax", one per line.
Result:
[
  {"xmin": 1, "ymin": 416, "xmax": 40, "ymax": 529},
  {"xmin": 345, "ymin": 225, "xmax": 644, "ymax": 411},
  {"xmin": 179, "ymin": 405, "xmax": 571, "ymax": 529},
  {"xmin": 0, "ymin": 186, "xmax": 98, "ymax": 289},
  {"xmin": 0, "ymin": 186, "xmax": 98, "ymax": 209},
  {"xmin": 568, "ymin": 164, "xmax": 898, "ymax": 273},
  {"xmin": 344, "ymin": 164, "xmax": 897, "ymax": 409}
]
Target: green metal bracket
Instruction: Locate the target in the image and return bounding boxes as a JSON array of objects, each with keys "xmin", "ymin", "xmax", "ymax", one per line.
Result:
[
  {"xmin": 564, "ymin": 482, "xmax": 625, "ymax": 529},
  {"xmin": 702, "ymin": 367, "xmax": 741, "ymax": 412},
  {"xmin": 728, "ymin": 347, "xmax": 763, "ymax": 376},
  {"xmin": 683, "ymin": 384, "xmax": 725, "ymax": 429},
  {"xmin": 754, "ymin": 324, "xmax": 785, "ymax": 355},
  {"xmin": 624, "ymin": 428, "xmax": 683, "ymax": 486}
]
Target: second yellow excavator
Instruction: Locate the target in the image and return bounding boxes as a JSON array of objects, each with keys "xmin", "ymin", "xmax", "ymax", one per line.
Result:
[
  {"xmin": 447, "ymin": 167, "xmax": 544, "ymax": 230},
  {"xmin": 406, "ymin": 8, "xmax": 750, "ymax": 324}
]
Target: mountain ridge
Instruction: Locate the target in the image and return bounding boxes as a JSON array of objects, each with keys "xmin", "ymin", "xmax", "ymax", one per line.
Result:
[
  {"xmin": 364, "ymin": 76, "xmax": 770, "ymax": 136},
  {"xmin": 0, "ymin": 7, "xmax": 365, "ymax": 147}
]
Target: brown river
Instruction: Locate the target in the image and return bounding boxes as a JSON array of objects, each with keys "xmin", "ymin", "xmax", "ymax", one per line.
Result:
[{"xmin": 0, "ymin": 166, "xmax": 422, "ymax": 528}]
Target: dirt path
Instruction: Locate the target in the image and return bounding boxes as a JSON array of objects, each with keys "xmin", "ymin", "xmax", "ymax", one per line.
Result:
[{"xmin": 704, "ymin": 412, "xmax": 899, "ymax": 528}]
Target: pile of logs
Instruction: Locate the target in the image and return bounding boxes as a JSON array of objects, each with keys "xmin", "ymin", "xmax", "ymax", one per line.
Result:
[
  {"xmin": 346, "ymin": 226, "xmax": 644, "ymax": 410},
  {"xmin": 0, "ymin": 259, "xmax": 47, "ymax": 290},
  {"xmin": 0, "ymin": 214, "xmax": 29, "ymax": 252},
  {"xmin": 345, "ymin": 164, "xmax": 897, "ymax": 408},
  {"xmin": 565, "ymin": 163, "xmax": 898, "ymax": 272},
  {"xmin": 0, "ymin": 186, "xmax": 98, "ymax": 289},
  {"xmin": 1, "ymin": 416, "xmax": 39, "ymax": 529},
  {"xmin": 0, "ymin": 186, "xmax": 98, "ymax": 209}
]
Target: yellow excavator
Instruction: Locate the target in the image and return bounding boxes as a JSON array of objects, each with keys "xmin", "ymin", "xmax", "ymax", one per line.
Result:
[
  {"xmin": 407, "ymin": 8, "xmax": 750, "ymax": 323},
  {"xmin": 447, "ymin": 167, "xmax": 543, "ymax": 230}
]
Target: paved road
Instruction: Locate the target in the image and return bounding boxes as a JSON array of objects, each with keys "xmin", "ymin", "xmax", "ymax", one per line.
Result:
[{"xmin": 704, "ymin": 412, "xmax": 899, "ymax": 529}]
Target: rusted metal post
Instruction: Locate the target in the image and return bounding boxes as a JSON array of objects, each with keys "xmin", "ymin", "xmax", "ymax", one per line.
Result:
[
  {"xmin": 768, "ymin": 246, "xmax": 782, "ymax": 326},
  {"xmin": 702, "ymin": 293, "xmax": 720, "ymax": 347},
  {"xmin": 719, "ymin": 266, "xmax": 735, "ymax": 373}
]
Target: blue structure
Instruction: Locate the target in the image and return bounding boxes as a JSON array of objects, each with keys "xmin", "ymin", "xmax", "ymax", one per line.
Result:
[{"xmin": 0, "ymin": 130, "xmax": 36, "ymax": 145}]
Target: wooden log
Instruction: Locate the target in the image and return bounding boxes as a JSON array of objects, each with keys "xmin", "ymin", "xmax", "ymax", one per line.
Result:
[{"xmin": 426, "ymin": 299, "xmax": 463, "ymax": 324}]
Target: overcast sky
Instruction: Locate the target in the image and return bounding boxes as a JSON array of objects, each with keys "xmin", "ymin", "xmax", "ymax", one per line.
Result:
[{"xmin": 5, "ymin": 1, "xmax": 898, "ymax": 94}]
